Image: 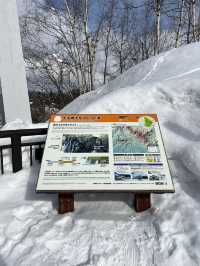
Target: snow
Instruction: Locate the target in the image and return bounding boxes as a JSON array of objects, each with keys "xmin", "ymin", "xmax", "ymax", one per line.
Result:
[
  {"xmin": 0, "ymin": 119, "xmax": 47, "ymax": 146},
  {"xmin": 1, "ymin": 119, "xmax": 47, "ymax": 131},
  {"xmin": 1, "ymin": 43, "xmax": 200, "ymax": 265}
]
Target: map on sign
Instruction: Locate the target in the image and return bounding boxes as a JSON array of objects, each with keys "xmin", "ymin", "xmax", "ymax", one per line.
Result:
[
  {"xmin": 36, "ymin": 114, "xmax": 174, "ymax": 192},
  {"xmin": 112, "ymin": 125, "xmax": 159, "ymax": 154}
]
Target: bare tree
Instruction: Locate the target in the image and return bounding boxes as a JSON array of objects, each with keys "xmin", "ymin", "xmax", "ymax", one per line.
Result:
[
  {"xmin": 191, "ymin": 0, "xmax": 197, "ymax": 41},
  {"xmin": 184, "ymin": 0, "xmax": 198, "ymax": 43},
  {"xmin": 139, "ymin": 1, "xmax": 155, "ymax": 60},
  {"xmin": 19, "ymin": 0, "xmax": 200, "ymax": 104},
  {"xmin": 102, "ymin": 0, "xmax": 115, "ymax": 84},
  {"xmin": 154, "ymin": 0, "xmax": 162, "ymax": 55},
  {"xmin": 20, "ymin": 0, "xmax": 104, "ymax": 95},
  {"xmin": 175, "ymin": 0, "xmax": 185, "ymax": 47},
  {"xmin": 111, "ymin": 0, "xmax": 138, "ymax": 74}
]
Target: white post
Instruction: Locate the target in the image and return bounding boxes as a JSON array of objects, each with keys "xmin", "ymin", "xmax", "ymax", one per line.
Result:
[{"xmin": 0, "ymin": 0, "xmax": 32, "ymax": 123}]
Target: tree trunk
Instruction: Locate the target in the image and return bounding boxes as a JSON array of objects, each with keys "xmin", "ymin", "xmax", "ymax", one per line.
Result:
[
  {"xmin": 191, "ymin": 0, "xmax": 196, "ymax": 41},
  {"xmin": 187, "ymin": 3, "xmax": 191, "ymax": 44},
  {"xmin": 175, "ymin": 0, "xmax": 184, "ymax": 48},
  {"xmin": 154, "ymin": 0, "xmax": 161, "ymax": 55},
  {"xmin": 83, "ymin": 0, "xmax": 95, "ymax": 91},
  {"xmin": 103, "ymin": 0, "xmax": 114, "ymax": 84},
  {"xmin": 103, "ymin": 44, "xmax": 109, "ymax": 84}
]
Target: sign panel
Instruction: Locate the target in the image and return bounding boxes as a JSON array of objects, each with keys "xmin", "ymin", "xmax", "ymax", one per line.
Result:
[{"xmin": 36, "ymin": 114, "xmax": 174, "ymax": 192}]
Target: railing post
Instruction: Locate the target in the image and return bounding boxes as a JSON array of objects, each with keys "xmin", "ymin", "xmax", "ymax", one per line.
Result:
[
  {"xmin": 35, "ymin": 145, "xmax": 44, "ymax": 163},
  {"xmin": 11, "ymin": 135, "xmax": 22, "ymax": 173},
  {"xmin": 0, "ymin": 148, "xmax": 4, "ymax": 174},
  {"xmin": 30, "ymin": 145, "xmax": 33, "ymax": 166}
]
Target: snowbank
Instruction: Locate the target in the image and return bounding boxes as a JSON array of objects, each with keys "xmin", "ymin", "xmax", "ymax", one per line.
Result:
[{"xmin": 1, "ymin": 43, "xmax": 200, "ymax": 265}]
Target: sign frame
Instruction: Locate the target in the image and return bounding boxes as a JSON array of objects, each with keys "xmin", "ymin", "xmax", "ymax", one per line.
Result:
[{"xmin": 36, "ymin": 114, "xmax": 175, "ymax": 194}]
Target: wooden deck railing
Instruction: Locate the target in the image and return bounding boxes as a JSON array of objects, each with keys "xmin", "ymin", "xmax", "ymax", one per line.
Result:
[{"xmin": 0, "ymin": 128, "xmax": 48, "ymax": 174}]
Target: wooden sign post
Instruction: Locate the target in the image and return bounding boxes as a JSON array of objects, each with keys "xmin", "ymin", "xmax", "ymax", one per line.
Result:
[
  {"xmin": 58, "ymin": 193, "xmax": 74, "ymax": 214},
  {"xmin": 134, "ymin": 193, "xmax": 151, "ymax": 212}
]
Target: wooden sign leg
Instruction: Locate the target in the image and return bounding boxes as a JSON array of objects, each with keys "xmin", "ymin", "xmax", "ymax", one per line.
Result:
[
  {"xmin": 134, "ymin": 193, "xmax": 151, "ymax": 212},
  {"xmin": 58, "ymin": 193, "xmax": 74, "ymax": 214}
]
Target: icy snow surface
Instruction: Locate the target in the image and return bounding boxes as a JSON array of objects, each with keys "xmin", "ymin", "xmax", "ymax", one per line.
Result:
[{"xmin": 1, "ymin": 43, "xmax": 200, "ymax": 265}]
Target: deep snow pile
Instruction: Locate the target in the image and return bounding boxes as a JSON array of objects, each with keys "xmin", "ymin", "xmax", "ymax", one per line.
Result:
[{"xmin": 1, "ymin": 43, "xmax": 200, "ymax": 265}]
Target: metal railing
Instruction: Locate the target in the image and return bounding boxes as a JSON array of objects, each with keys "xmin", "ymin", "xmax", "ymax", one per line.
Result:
[{"xmin": 0, "ymin": 128, "xmax": 48, "ymax": 174}]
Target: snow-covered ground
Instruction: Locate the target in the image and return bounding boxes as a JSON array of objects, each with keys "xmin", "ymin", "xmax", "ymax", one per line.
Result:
[{"xmin": 1, "ymin": 43, "xmax": 200, "ymax": 265}]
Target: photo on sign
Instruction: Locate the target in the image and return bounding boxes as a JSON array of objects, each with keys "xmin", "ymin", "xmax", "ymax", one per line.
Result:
[
  {"xmin": 114, "ymin": 164, "xmax": 166, "ymax": 182},
  {"xmin": 112, "ymin": 125, "xmax": 159, "ymax": 153},
  {"xmin": 114, "ymin": 171, "xmax": 148, "ymax": 181},
  {"xmin": 61, "ymin": 134, "xmax": 109, "ymax": 153},
  {"xmin": 148, "ymin": 170, "xmax": 165, "ymax": 181}
]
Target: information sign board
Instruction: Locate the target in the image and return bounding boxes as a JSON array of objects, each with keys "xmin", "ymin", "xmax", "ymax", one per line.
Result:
[{"xmin": 36, "ymin": 114, "xmax": 174, "ymax": 192}]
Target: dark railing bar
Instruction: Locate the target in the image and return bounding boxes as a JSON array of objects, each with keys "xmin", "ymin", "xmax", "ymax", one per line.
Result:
[
  {"xmin": 11, "ymin": 135, "xmax": 22, "ymax": 173},
  {"xmin": 0, "ymin": 128, "xmax": 48, "ymax": 138},
  {"xmin": 0, "ymin": 148, "xmax": 4, "ymax": 174},
  {"xmin": 0, "ymin": 141, "xmax": 45, "ymax": 150},
  {"xmin": 30, "ymin": 145, "xmax": 33, "ymax": 166}
]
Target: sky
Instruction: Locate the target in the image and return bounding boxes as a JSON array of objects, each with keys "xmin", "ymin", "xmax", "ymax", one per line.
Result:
[{"xmin": 16, "ymin": 0, "xmax": 174, "ymax": 36}]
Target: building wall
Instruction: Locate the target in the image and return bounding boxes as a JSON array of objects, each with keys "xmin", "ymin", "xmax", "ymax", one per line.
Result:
[{"xmin": 0, "ymin": 0, "xmax": 31, "ymax": 123}]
